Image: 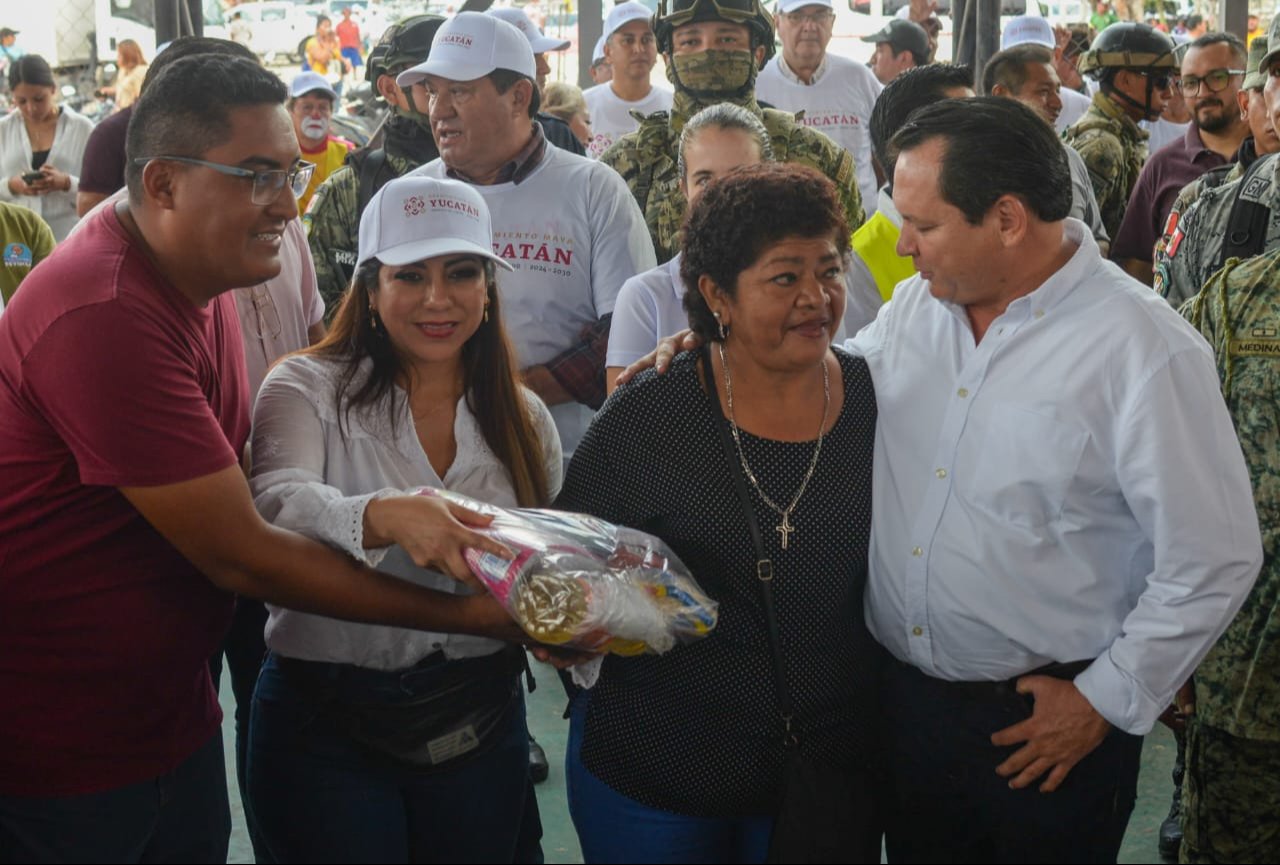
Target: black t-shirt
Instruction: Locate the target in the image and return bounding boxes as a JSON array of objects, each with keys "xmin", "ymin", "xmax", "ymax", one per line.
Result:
[{"xmin": 556, "ymin": 348, "xmax": 882, "ymax": 817}]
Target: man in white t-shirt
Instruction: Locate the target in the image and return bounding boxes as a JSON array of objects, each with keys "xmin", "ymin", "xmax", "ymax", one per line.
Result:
[
  {"xmin": 757, "ymin": 0, "xmax": 882, "ymax": 214},
  {"xmin": 398, "ymin": 13, "xmax": 656, "ymax": 456},
  {"xmin": 583, "ymin": 1, "xmax": 674, "ymax": 158}
]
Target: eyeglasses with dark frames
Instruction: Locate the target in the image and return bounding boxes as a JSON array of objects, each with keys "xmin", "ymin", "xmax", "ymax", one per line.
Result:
[{"xmin": 1178, "ymin": 68, "xmax": 1246, "ymax": 95}]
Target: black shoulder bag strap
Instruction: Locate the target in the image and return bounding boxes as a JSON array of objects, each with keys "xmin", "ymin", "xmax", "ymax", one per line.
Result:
[
  {"xmin": 701, "ymin": 346, "xmax": 878, "ymax": 864},
  {"xmin": 356, "ymin": 147, "xmax": 390, "ymax": 216},
  {"xmin": 700, "ymin": 347, "xmax": 796, "ymax": 740},
  {"xmin": 1215, "ymin": 155, "xmax": 1275, "ymax": 272}
]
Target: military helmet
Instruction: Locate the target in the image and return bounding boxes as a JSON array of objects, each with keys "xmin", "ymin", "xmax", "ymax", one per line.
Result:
[
  {"xmin": 366, "ymin": 14, "xmax": 447, "ymax": 83},
  {"xmin": 1077, "ymin": 21, "xmax": 1177, "ymax": 77},
  {"xmin": 653, "ymin": 0, "xmax": 776, "ymax": 60}
]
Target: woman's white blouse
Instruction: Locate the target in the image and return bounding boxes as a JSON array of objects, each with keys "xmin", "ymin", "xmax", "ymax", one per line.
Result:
[
  {"xmin": 250, "ymin": 353, "xmax": 564, "ymax": 670},
  {"xmin": 0, "ymin": 106, "xmax": 94, "ymax": 241}
]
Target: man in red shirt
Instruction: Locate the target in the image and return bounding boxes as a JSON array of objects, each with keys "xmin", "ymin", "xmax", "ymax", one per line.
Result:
[
  {"xmin": 0, "ymin": 52, "xmax": 524, "ymax": 861},
  {"xmin": 336, "ymin": 6, "xmax": 363, "ymax": 74}
]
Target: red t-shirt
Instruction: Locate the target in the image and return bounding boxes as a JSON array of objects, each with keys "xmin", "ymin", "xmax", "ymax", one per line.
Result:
[
  {"xmin": 0, "ymin": 205, "xmax": 249, "ymax": 796},
  {"xmin": 336, "ymin": 18, "xmax": 361, "ymax": 50}
]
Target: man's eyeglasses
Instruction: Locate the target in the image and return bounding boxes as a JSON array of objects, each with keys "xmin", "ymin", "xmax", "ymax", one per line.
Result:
[
  {"xmin": 1178, "ymin": 68, "xmax": 1246, "ymax": 95},
  {"xmin": 131, "ymin": 156, "xmax": 316, "ymax": 205},
  {"xmin": 784, "ymin": 9, "xmax": 834, "ymax": 25}
]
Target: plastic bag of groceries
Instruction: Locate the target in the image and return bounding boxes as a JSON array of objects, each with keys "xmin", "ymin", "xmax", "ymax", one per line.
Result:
[{"xmin": 419, "ymin": 489, "xmax": 718, "ymax": 655}]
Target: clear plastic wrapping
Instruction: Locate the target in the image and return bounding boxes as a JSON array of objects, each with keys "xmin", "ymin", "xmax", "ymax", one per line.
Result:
[{"xmin": 421, "ymin": 489, "xmax": 718, "ymax": 655}]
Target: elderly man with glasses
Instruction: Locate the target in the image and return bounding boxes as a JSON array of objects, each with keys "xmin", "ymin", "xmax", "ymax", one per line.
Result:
[{"xmin": 1111, "ymin": 32, "xmax": 1249, "ymax": 286}]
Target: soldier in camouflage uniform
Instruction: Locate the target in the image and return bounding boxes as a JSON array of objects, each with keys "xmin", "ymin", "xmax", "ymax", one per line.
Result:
[
  {"xmin": 304, "ymin": 15, "xmax": 447, "ymax": 317},
  {"xmin": 598, "ymin": 0, "xmax": 862, "ymax": 263},
  {"xmin": 1180, "ymin": 250, "xmax": 1280, "ymax": 862},
  {"xmin": 1062, "ymin": 22, "xmax": 1177, "ymax": 240},
  {"xmin": 1154, "ymin": 22, "xmax": 1280, "ymax": 308}
]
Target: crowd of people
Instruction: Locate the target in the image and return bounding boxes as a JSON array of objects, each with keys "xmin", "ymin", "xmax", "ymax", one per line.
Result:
[{"xmin": 0, "ymin": 1, "xmax": 1278, "ymax": 864}]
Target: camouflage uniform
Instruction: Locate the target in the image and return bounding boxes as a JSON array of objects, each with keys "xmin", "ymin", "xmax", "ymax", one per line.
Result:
[
  {"xmin": 1062, "ymin": 90, "xmax": 1148, "ymax": 241},
  {"xmin": 1180, "ymin": 252, "xmax": 1280, "ymax": 862},
  {"xmin": 599, "ymin": 83, "xmax": 863, "ymax": 264},
  {"xmin": 304, "ymin": 139, "xmax": 423, "ymax": 318},
  {"xmin": 1153, "ymin": 153, "xmax": 1280, "ymax": 309}
]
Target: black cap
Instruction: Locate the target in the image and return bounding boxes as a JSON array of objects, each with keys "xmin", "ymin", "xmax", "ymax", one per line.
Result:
[
  {"xmin": 0, "ymin": 28, "xmax": 19, "ymax": 39},
  {"xmin": 860, "ymin": 19, "xmax": 929, "ymax": 59}
]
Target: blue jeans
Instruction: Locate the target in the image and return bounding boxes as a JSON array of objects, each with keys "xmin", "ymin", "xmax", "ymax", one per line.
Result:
[
  {"xmin": 0, "ymin": 731, "xmax": 229, "ymax": 863},
  {"xmin": 247, "ymin": 651, "xmax": 538, "ymax": 864},
  {"xmin": 565, "ymin": 694, "xmax": 773, "ymax": 864}
]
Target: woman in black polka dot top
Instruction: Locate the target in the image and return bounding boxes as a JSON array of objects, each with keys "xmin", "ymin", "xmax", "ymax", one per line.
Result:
[{"xmin": 556, "ymin": 164, "xmax": 883, "ymax": 863}]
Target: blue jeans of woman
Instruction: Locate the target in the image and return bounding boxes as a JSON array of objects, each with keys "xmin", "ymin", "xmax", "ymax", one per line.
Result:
[
  {"xmin": 565, "ymin": 693, "xmax": 773, "ymax": 864},
  {"xmin": 247, "ymin": 651, "xmax": 536, "ymax": 864}
]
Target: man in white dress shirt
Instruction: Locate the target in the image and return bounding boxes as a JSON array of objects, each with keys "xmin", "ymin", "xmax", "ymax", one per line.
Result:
[
  {"xmin": 851, "ymin": 96, "xmax": 1262, "ymax": 862},
  {"xmin": 756, "ymin": 0, "xmax": 882, "ymax": 214}
]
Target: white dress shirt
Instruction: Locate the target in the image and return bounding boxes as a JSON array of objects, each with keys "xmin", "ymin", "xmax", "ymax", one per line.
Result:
[
  {"xmin": 250, "ymin": 353, "xmax": 564, "ymax": 670},
  {"xmin": 849, "ymin": 218, "xmax": 1262, "ymax": 735}
]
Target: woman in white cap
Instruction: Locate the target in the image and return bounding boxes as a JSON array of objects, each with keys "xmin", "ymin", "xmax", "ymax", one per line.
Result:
[{"xmin": 245, "ymin": 175, "xmax": 561, "ymax": 861}]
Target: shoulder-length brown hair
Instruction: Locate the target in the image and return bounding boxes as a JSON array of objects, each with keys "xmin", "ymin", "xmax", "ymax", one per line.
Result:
[
  {"xmin": 117, "ymin": 39, "xmax": 146, "ymax": 70},
  {"xmin": 306, "ymin": 259, "xmax": 551, "ymax": 507}
]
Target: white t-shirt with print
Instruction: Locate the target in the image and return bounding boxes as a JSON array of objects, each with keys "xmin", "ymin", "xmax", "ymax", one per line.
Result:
[
  {"xmin": 756, "ymin": 52, "xmax": 882, "ymax": 216},
  {"xmin": 411, "ymin": 145, "xmax": 657, "ymax": 456},
  {"xmin": 583, "ymin": 83, "xmax": 674, "ymax": 159}
]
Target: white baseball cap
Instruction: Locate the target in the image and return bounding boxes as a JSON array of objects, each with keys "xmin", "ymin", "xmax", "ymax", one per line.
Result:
[
  {"xmin": 396, "ymin": 12, "xmax": 536, "ymax": 88},
  {"xmin": 357, "ymin": 176, "xmax": 513, "ymax": 272},
  {"xmin": 592, "ymin": 34, "xmax": 608, "ymax": 65},
  {"xmin": 488, "ymin": 6, "xmax": 570, "ymax": 53},
  {"xmin": 604, "ymin": 2, "xmax": 655, "ymax": 40},
  {"xmin": 1001, "ymin": 15, "xmax": 1055, "ymax": 50},
  {"xmin": 776, "ymin": 0, "xmax": 833, "ymax": 14},
  {"xmin": 290, "ymin": 71, "xmax": 338, "ymax": 100}
]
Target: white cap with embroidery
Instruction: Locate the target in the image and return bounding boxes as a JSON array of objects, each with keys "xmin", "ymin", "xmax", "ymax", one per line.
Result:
[
  {"xmin": 776, "ymin": 0, "xmax": 833, "ymax": 14},
  {"xmin": 604, "ymin": 2, "xmax": 656, "ymax": 40},
  {"xmin": 1001, "ymin": 15, "xmax": 1055, "ymax": 50},
  {"xmin": 488, "ymin": 6, "xmax": 570, "ymax": 52},
  {"xmin": 357, "ymin": 176, "xmax": 513, "ymax": 272},
  {"xmin": 396, "ymin": 12, "xmax": 536, "ymax": 88}
]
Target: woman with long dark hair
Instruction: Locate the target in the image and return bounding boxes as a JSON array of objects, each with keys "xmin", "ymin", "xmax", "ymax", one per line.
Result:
[
  {"xmin": 0, "ymin": 54, "xmax": 93, "ymax": 240},
  {"xmin": 246, "ymin": 175, "xmax": 559, "ymax": 861}
]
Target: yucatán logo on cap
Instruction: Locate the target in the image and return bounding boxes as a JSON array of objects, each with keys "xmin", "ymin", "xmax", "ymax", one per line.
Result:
[
  {"xmin": 440, "ymin": 33, "xmax": 474, "ymax": 48},
  {"xmin": 404, "ymin": 195, "xmax": 427, "ymax": 216}
]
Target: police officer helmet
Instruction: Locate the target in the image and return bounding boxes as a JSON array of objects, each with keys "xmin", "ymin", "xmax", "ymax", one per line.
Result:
[
  {"xmin": 653, "ymin": 0, "xmax": 776, "ymax": 61},
  {"xmin": 1077, "ymin": 21, "xmax": 1177, "ymax": 77},
  {"xmin": 366, "ymin": 14, "xmax": 448, "ymax": 84}
]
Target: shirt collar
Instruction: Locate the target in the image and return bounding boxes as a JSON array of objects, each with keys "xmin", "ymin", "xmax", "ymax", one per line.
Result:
[
  {"xmin": 931, "ymin": 218, "xmax": 1097, "ymax": 322},
  {"xmin": 1183, "ymin": 124, "xmax": 1227, "ymax": 164},
  {"xmin": 447, "ymin": 123, "xmax": 546, "ymax": 186},
  {"xmin": 776, "ymin": 52, "xmax": 828, "ymax": 85}
]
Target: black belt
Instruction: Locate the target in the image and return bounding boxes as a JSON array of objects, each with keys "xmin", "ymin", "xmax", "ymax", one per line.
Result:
[{"xmin": 893, "ymin": 657, "xmax": 1093, "ymax": 703}]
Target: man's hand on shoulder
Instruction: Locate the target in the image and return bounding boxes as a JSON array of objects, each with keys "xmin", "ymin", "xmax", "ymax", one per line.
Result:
[{"xmin": 990, "ymin": 675, "xmax": 1112, "ymax": 793}]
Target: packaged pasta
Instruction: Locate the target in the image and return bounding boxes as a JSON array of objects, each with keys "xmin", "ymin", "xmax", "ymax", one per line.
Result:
[{"xmin": 422, "ymin": 489, "xmax": 718, "ymax": 655}]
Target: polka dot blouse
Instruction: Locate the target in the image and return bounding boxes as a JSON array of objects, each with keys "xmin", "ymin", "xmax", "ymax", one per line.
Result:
[{"xmin": 555, "ymin": 347, "xmax": 882, "ymax": 818}]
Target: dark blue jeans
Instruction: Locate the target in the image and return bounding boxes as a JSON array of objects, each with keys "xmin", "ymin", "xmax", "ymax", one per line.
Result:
[
  {"xmin": 0, "ymin": 731, "xmax": 229, "ymax": 863},
  {"xmin": 247, "ymin": 651, "xmax": 538, "ymax": 864},
  {"xmin": 882, "ymin": 660, "xmax": 1142, "ymax": 864},
  {"xmin": 565, "ymin": 693, "xmax": 773, "ymax": 864}
]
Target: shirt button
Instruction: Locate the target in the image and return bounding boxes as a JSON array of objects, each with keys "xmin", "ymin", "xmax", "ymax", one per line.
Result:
[
  {"xmin": 957, "ymin": 387, "xmax": 969, "ymax": 398},
  {"xmin": 1035, "ymin": 310, "xmax": 1045, "ymax": 319},
  {"xmin": 912, "ymin": 546, "xmax": 923, "ymax": 557},
  {"xmin": 936, "ymin": 468, "xmax": 947, "ymax": 479},
  {"xmin": 912, "ymin": 626, "xmax": 923, "ymax": 636}
]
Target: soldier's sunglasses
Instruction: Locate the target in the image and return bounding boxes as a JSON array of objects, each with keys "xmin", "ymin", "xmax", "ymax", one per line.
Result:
[{"xmin": 1178, "ymin": 68, "xmax": 1246, "ymax": 95}]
